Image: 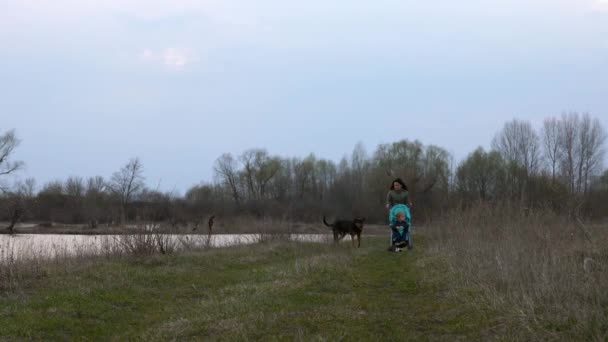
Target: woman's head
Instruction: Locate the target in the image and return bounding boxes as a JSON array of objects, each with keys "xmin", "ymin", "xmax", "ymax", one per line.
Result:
[{"xmin": 390, "ymin": 178, "xmax": 408, "ymax": 191}]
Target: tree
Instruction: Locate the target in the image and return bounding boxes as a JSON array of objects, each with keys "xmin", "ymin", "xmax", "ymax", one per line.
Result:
[
  {"xmin": 238, "ymin": 149, "xmax": 281, "ymax": 200},
  {"xmin": 266, "ymin": 158, "xmax": 293, "ymax": 201},
  {"xmin": 185, "ymin": 183, "xmax": 216, "ymax": 229},
  {"xmin": 492, "ymin": 119, "xmax": 541, "ymax": 177},
  {"xmin": 254, "ymin": 154, "xmax": 281, "ymax": 200},
  {"xmin": 420, "ymin": 145, "xmax": 451, "ymax": 194},
  {"xmin": 558, "ymin": 112, "xmax": 579, "ymax": 193},
  {"xmin": 0, "ymin": 130, "xmax": 24, "ymax": 191},
  {"xmin": 65, "ymin": 176, "xmax": 85, "ymax": 198},
  {"xmin": 2, "ymin": 192, "xmax": 24, "ymax": 234},
  {"xmin": 348, "ymin": 142, "xmax": 369, "ymax": 206},
  {"xmin": 108, "ymin": 158, "xmax": 145, "ymax": 224},
  {"xmin": 456, "ymin": 147, "xmax": 506, "ymax": 202},
  {"xmin": 293, "ymin": 154, "xmax": 316, "ymax": 199},
  {"xmin": 64, "ymin": 176, "xmax": 85, "ymax": 222},
  {"xmin": 86, "ymin": 176, "xmax": 106, "ymax": 194},
  {"xmin": 239, "ymin": 149, "xmax": 257, "ymax": 199},
  {"xmin": 84, "ymin": 176, "xmax": 107, "ymax": 227},
  {"xmin": 541, "ymin": 117, "xmax": 562, "ymax": 182},
  {"xmin": 546, "ymin": 112, "xmax": 607, "ymax": 194},
  {"xmin": 492, "ymin": 119, "xmax": 542, "ymax": 205},
  {"xmin": 577, "ymin": 114, "xmax": 606, "ymax": 194},
  {"xmin": 314, "ymin": 159, "xmax": 337, "ymax": 201},
  {"xmin": 214, "ymin": 153, "xmax": 241, "ymax": 206}
]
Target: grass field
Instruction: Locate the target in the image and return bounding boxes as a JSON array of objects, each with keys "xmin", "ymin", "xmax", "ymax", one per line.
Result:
[
  {"xmin": 2, "ymin": 206, "xmax": 606, "ymax": 342},
  {"xmin": 0, "ymin": 235, "xmax": 502, "ymax": 341}
]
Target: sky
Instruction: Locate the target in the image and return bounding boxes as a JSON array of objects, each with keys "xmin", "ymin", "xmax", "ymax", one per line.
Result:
[{"xmin": 1, "ymin": 0, "xmax": 607, "ymax": 193}]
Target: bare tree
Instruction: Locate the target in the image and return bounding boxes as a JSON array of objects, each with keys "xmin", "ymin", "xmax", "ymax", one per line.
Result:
[
  {"xmin": 578, "ymin": 114, "xmax": 606, "ymax": 194},
  {"xmin": 420, "ymin": 145, "xmax": 451, "ymax": 194},
  {"xmin": 291, "ymin": 154, "xmax": 318, "ymax": 200},
  {"xmin": 1, "ymin": 177, "xmax": 34, "ymax": 233},
  {"xmin": 15, "ymin": 178, "xmax": 36, "ymax": 198},
  {"xmin": 86, "ymin": 176, "xmax": 106, "ymax": 194},
  {"xmin": 350, "ymin": 142, "xmax": 368, "ymax": 199},
  {"xmin": 108, "ymin": 158, "xmax": 145, "ymax": 224},
  {"xmin": 41, "ymin": 180, "xmax": 64, "ymax": 194},
  {"xmin": 239, "ymin": 149, "xmax": 258, "ymax": 199},
  {"xmin": 314, "ymin": 159, "xmax": 337, "ymax": 200},
  {"xmin": 0, "ymin": 130, "xmax": 24, "ymax": 191},
  {"xmin": 558, "ymin": 112, "xmax": 579, "ymax": 193},
  {"xmin": 541, "ymin": 117, "xmax": 562, "ymax": 182},
  {"xmin": 492, "ymin": 119, "xmax": 542, "ymax": 205},
  {"xmin": 84, "ymin": 176, "xmax": 107, "ymax": 228},
  {"xmin": 3, "ymin": 193, "xmax": 24, "ymax": 234},
  {"xmin": 65, "ymin": 176, "xmax": 85, "ymax": 198},
  {"xmin": 492, "ymin": 119, "xmax": 541, "ymax": 177},
  {"xmin": 214, "ymin": 153, "xmax": 241, "ymax": 205}
]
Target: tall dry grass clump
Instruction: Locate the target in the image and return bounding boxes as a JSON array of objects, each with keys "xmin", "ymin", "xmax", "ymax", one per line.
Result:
[
  {"xmin": 0, "ymin": 238, "xmax": 46, "ymax": 292},
  {"xmin": 423, "ymin": 202, "xmax": 608, "ymax": 340}
]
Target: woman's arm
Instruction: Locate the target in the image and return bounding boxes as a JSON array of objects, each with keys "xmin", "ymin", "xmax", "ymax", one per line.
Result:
[{"xmin": 406, "ymin": 192, "xmax": 412, "ymax": 207}]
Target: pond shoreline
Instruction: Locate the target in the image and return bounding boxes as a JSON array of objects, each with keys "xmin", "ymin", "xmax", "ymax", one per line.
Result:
[
  {"xmin": 0, "ymin": 222, "xmax": 393, "ymax": 235},
  {"xmin": 1, "ymin": 232, "xmax": 393, "ymax": 262}
]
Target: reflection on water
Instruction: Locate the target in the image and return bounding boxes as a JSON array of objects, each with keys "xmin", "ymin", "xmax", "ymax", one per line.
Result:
[{"xmin": 0, "ymin": 234, "xmax": 331, "ymax": 262}]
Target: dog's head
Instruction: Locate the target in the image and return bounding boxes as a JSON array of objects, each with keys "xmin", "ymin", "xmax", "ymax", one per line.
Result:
[{"xmin": 353, "ymin": 217, "xmax": 365, "ymax": 229}]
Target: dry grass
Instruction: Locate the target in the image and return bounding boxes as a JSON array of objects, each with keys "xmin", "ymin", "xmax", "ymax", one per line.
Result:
[
  {"xmin": 423, "ymin": 202, "xmax": 608, "ymax": 340},
  {"xmin": 0, "ymin": 227, "xmax": 209, "ymax": 292},
  {"xmin": 0, "ymin": 239, "xmax": 46, "ymax": 292},
  {"xmin": 218, "ymin": 216, "xmax": 302, "ymax": 234}
]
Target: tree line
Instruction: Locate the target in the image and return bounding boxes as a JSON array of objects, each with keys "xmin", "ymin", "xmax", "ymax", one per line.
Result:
[{"xmin": 1, "ymin": 112, "xmax": 607, "ymax": 228}]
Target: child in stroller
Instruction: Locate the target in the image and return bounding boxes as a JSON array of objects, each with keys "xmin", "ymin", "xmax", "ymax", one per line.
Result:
[{"xmin": 388, "ymin": 204, "xmax": 412, "ymax": 252}]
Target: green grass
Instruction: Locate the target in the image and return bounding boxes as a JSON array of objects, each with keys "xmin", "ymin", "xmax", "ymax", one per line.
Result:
[{"xmin": 0, "ymin": 237, "xmax": 499, "ymax": 341}]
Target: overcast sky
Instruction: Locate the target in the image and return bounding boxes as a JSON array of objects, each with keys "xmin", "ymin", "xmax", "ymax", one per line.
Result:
[{"xmin": 1, "ymin": 0, "xmax": 607, "ymax": 193}]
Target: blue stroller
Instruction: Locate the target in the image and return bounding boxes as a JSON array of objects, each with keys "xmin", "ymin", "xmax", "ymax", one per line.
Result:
[{"xmin": 388, "ymin": 204, "xmax": 412, "ymax": 251}]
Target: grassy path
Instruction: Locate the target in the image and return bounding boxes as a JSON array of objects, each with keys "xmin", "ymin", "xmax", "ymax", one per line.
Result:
[{"xmin": 0, "ymin": 236, "xmax": 497, "ymax": 341}]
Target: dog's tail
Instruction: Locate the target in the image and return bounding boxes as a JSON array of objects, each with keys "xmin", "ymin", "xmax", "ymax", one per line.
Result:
[{"xmin": 322, "ymin": 216, "xmax": 333, "ymax": 227}]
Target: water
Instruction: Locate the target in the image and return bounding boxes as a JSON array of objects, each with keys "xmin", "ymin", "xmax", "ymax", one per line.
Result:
[{"xmin": 0, "ymin": 234, "xmax": 331, "ymax": 262}]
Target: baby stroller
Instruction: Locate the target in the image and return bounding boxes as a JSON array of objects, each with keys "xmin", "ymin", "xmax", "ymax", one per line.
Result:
[{"xmin": 388, "ymin": 204, "xmax": 412, "ymax": 251}]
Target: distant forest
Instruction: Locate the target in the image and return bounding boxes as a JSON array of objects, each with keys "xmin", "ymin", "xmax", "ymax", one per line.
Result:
[{"xmin": 1, "ymin": 112, "xmax": 607, "ymax": 226}]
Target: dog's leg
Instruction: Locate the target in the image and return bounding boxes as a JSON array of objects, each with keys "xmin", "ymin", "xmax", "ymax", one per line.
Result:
[
  {"xmin": 351, "ymin": 233, "xmax": 358, "ymax": 248},
  {"xmin": 333, "ymin": 230, "xmax": 340, "ymax": 244},
  {"xmin": 357, "ymin": 232, "xmax": 361, "ymax": 248}
]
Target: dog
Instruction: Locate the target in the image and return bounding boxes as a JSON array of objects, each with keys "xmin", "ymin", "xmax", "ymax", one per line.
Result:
[{"xmin": 322, "ymin": 216, "xmax": 365, "ymax": 248}]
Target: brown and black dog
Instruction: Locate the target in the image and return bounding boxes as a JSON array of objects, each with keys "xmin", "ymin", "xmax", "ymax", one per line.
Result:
[{"xmin": 322, "ymin": 216, "xmax": 365, "ymax": 248}]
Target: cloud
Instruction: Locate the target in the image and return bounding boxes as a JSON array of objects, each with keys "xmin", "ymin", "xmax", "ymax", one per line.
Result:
[
  {"xmin": 140, "ymin": 48, "xmax": 195, "ymax": 69},
  {"xmin": 4, "ymin": 0, "xmax": 219, "ymax": 19},
  {"xmin": 592, "ymin": 0, "xmax": 608, "ymax": 12},
  {"xmin": 0, "ymin": 0, "xmax": 262, "ymax": 50},
  {"xmin": 1, "ymin": 0, "xmax": 264, "ymax": 32}
]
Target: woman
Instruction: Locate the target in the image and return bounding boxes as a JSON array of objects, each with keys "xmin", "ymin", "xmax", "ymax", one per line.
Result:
[{"xmin": 386, "ymin": 178, "xmax": 412, "ymax": 210}]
